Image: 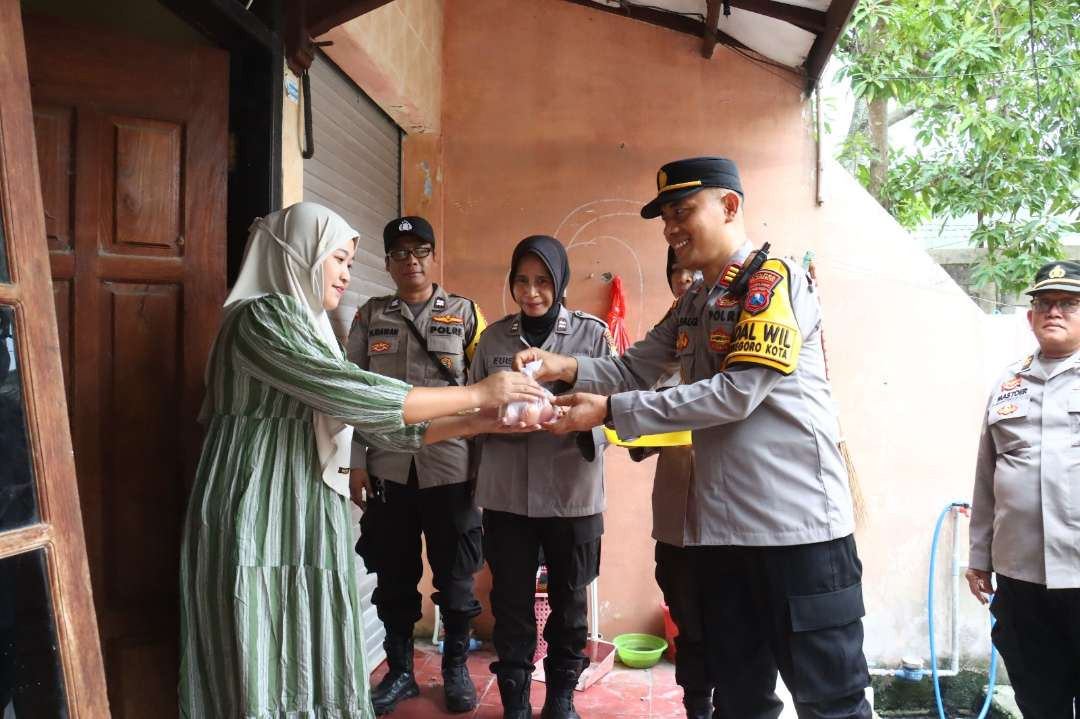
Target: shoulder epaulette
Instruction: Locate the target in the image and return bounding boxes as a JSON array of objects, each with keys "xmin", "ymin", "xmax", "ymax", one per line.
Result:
[{"xmin": 572, "ymin": 310, "xmax": 609, "ymax": 327}]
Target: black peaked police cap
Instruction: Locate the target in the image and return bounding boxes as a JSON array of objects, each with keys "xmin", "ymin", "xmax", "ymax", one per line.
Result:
[
  {"xmin": 1025, "ymin": 260, "xmax": 1080, "ymax": 295},
  {"xmin": 641, "ymin": 157, "xmax": 743, "ymax": 219},
  {"xmin": 383, "ymin": 215, "xmax": 436, "ymax": 253}
]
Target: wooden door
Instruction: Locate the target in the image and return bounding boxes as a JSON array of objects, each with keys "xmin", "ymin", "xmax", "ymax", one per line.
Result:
[
  {"xmin": 0, "ymin": 1, "xmax": 110, "ymax": 715},
  {"xmin": 25, "ymin": 16, "xmax": 228, "ymax": 718}
]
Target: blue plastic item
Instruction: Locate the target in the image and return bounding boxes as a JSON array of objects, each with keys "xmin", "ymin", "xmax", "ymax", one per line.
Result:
[
  {"xmin": 437, "ymin": 638, "xmax": 483, "ymax": 654},
  {"xmin": 929, "ymin": 502, "xmax": 997, "ymax": 719}
]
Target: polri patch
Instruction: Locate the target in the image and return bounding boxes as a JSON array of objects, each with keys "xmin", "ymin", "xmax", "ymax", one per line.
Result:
[{"xmin": 743, "ymin": 269, "xmax": 783, "ymax": 316}]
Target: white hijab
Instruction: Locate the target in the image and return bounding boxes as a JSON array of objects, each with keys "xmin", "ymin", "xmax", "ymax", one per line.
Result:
[{"xmin": 221, "ymin": 202, "xmax": 357, "ymax": 497}]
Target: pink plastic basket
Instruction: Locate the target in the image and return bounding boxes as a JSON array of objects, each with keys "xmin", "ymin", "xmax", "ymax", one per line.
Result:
[{"xmin": 533, "ymin": 593, "xmax": 551, "ymax": 664}]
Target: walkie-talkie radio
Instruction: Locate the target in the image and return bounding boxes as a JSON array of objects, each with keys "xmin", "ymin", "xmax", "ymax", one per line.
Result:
[{"xmin": 727, "ymin": 242, "xmax": 771, "ymax": 298}]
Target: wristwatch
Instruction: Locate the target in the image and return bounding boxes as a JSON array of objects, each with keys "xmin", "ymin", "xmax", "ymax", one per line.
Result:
[{"xmin": 603, "ymin": 396, "xmax": 615, "ymax": 429}]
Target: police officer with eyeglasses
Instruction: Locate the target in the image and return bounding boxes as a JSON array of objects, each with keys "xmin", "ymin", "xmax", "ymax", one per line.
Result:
[
  {"xmin": 967, "ymin": 260, "xmax": 1080, "ymax": 718},
  {"xmin": 347, "ymin": 216, "xmax": 488, "ymax": 715}
]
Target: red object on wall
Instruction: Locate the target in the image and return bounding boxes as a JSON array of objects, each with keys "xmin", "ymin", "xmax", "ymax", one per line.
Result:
[{"xmin": 606, "ymin": 275, "xmax": 632, "ymax": 354}]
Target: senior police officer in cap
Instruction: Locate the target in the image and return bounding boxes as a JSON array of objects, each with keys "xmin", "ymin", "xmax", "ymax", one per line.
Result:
[
  {"xmin": 967, "ymin": 260, "xmax": 1080, "ymax": 718},
  {"xmin": 516, "ymin": 157, "xmax": 873, "ymax": 719},
  {"xmin": 347, "ymin": 215, "xmax": 487, "ymax": 715}
]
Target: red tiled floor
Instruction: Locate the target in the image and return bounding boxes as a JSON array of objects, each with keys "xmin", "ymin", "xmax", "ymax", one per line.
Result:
[{"xmin": 371, "ymin": 642, "xmax": 691, "ymax": 718}]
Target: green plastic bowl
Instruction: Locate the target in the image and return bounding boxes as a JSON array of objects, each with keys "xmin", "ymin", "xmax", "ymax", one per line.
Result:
[{"xmin": 612, "ymin": 633, "xmax": 668, "ymax": 669}]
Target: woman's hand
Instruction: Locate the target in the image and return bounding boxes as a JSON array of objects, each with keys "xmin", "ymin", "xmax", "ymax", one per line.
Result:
[
  {"xmin": 965, "ymin": 568, "xmax": 994, "ymax": 605},
  {"xmin": 512, "ymin": 348, "xmax": 578, "ymax": 383},
  {"xmin": 349, "ymin": 468, "xmax": 372, "ymax": 509},
  {"xmin": 472, "ymin": 371, "xmax": 546, "ymax": 409}
]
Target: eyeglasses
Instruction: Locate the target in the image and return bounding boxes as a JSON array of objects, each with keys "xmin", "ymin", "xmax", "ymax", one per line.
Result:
[
  {"xmin": 386, "ymin": 246, "xmax": 433, "ymax": 262},
  {"xmin": 1031, "ymin": 297, "xmax": 1080, "ymax": 315}
]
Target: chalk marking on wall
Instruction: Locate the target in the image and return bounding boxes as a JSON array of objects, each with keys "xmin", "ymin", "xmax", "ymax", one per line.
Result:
[
  {"xmin": 553, "ymin": 198, "xmax": 643, "ymax": 241},
  {"xmin": 558, "ymin": 211, "xmax": 649, "ymax": 338},
  {"xmin": 568, "ymin": 235, "xmax": 647, "ymax": 338}
]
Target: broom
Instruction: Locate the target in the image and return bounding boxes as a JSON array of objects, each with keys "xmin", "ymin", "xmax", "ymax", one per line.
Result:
[{"xmin": 803, "ymin": 251, "xmax": 867, "ymax": 526}]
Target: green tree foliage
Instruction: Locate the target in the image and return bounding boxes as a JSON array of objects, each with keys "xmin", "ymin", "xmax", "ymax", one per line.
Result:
[{"xmin": 833, "ymin": 0, "xmax": 1080, "ymax": 294}]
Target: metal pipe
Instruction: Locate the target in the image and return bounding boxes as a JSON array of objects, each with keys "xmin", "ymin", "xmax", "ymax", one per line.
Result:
[{"xmin": 950, "ymin": 505, "xmax": 962, "ymax": 674}]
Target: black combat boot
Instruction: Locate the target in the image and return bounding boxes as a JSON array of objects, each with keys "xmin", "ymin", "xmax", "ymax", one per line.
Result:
[
  {"xmin": 441, "ymin": 631, "xmax": 478, "ymax": 713},
  {"xmin": 371, "ymin": 634, "xmax": 419, "ymax": 716},
  {"xmin": 539, "ymin": 659, "xmax": 581, "ymax": 719},
  {"xmin": 683, "ymin": 688, "xmax": 712, "ymax": 719},
  {"xmin": 495, "ymin": 668, "xmax": 532, "ymax": 719}
]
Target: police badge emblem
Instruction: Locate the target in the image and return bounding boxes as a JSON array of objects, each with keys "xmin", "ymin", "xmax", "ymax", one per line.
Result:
[
  {"xmin": 398, "ymin": 219, "xmax": 413, "ymax": 232},
  {"xmin": 743, "ymin": 269, "xmax": 783, "ymax": 315},
  {"xmin": 1049, "ymin": 265, "xmax": 1067, "ymax": 279}
]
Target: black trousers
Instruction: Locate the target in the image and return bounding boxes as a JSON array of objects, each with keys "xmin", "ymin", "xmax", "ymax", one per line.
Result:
[
  {"xmin": 483, "ymin": 509, "xmax": 602, "ymax": 675},
  {"xmin": 693, "ymin": 535, "xmax": 872, "ymax": 719},
  {"xmin": 990, "ymin": 575, "xmax": 1080, "ymax": 719},
  {"xmin": 355, "ymin": 464, "xmax": 483, "ymax": 636},
  {"xmin": 655, "ymin": 542, "xmax": 712, "ymax": 694}
]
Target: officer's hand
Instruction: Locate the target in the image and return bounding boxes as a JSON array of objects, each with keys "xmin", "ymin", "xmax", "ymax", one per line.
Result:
[
  {"xmin": 965, "ymin": 568, "xmax": 994, "ymax": 605},
  {"xmin": 473, "ymin": 371, "xmax": 547, "ymax": 408},
  {"xmin": 349, "ymin": 468, "xmax": 372, "ymax": 510},
  {"xmin": 512, "ymin": 348, "xmax": 578, "ymax": 383},
  {"xmin": 546, "ymin": 393, "xmax": 607, "ymax": 434}
]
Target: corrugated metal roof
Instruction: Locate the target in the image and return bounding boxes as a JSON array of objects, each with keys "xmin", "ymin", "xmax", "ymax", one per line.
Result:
[{"xmin": 572, "ymin": 0, "xmax": 858, "ymax": 91}]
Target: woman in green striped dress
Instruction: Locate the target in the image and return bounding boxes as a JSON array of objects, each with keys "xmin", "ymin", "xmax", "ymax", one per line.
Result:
[{"xmin": 179, "ymin": 203, "xmax": 543, "ymax": 718}]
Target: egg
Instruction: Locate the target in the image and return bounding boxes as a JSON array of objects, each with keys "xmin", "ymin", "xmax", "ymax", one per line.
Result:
[
  {"xmin": 536, "ymin": 402, "xmax": 556, "ymax": 423},
  {"xmin": 519, "ymin": 402, "xmax": 542, "ymax": 426}
]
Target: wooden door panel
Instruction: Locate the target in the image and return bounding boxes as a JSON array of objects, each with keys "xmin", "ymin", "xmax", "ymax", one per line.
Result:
[
  {"xmin": 101, "ymin": 282, "xmax": 182, "ymax": 608},
  {"xmin": 109, "ymin": 117, "xmax": 184, "ymax": 255},
  {"xmin": 25, "ymin": 15, "xmax": 228, "ymax": 717},
  {"xmin": 106, "ymin": 634, "xmax": 179, "ymax": 719},
  {"xmin": 31, "ymin": 104, "xmax": 74, "ymax": 253}
]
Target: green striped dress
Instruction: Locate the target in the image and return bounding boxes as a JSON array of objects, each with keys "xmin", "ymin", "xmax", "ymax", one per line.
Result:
[{"xmin": 179, "ymin": 294, "xmax": 426, "ymax": 718}]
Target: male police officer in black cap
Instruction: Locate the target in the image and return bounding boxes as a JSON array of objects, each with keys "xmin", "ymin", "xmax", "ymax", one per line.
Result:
[
  {"xmin": 347, "ymin": 216, "xmax": 488, "ymax": 715},
  {"xmin": 967, "ymin": 260, "xmax": 1080, "ymax": 718},
  {"xmin": 518, "ymin": 157, "xmax": 873, "ymax": 719}
]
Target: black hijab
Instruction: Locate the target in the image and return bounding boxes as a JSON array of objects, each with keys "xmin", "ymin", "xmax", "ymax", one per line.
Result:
[{"xmin": 509, "ymin": 235, "xmax": 571, "ymax": 348}]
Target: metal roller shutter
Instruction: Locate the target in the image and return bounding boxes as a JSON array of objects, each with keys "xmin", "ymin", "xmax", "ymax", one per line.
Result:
[
  {"xmin": 303, "ymin": 52, "xmax": 401, "ymax": 669},
  {"xmin": 305, "ymin": 52, "xmax": 401, "ymax": 339}
]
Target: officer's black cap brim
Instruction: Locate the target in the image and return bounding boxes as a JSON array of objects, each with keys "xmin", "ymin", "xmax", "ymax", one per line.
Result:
[
  {"xmin": 640, "ymin": 187, "xmax": 705, "ymax": 219},
  {"xmin": 1025, "ymin": 281, "xmax": 1080, "ymax": 295}
]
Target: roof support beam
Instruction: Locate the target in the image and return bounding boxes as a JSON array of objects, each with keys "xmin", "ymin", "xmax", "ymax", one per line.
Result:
[
  {"xmin": 702, "ymin": 0, "xmax": 721, "ymax": 59},
  {"xmin": 727, "ymin": 0, "xmax": 826, "ymax": 33},
  {"xmin": 803, "ymin": 0, "xmax": 858, "ymax": 92},
  {"xmin": 561, "ymin": 0, "xmax": 755, "ymax": 56}
]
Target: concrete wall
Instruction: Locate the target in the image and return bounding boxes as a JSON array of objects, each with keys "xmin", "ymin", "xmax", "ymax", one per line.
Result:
[{"xmin": 316, "ymin": 0, "xmax": 1030, "ymax": 669}]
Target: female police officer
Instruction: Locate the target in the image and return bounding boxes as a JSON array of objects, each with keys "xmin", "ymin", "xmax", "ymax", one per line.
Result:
[{"xmin": 468, "ymin": 236, "xmax": 613, "ymax": 719}]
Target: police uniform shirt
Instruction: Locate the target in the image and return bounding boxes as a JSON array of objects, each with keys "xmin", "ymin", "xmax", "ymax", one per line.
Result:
[
  {"xmin": 470, "ymin": 305, "xmax": 614, "ymax": 517},
  {"xmin": 575, "ymin": 242, "xmax": 854, "ymax": 547},
  {"xmin": 969, "ymin": 349, "xmax": 1080, "ymax": 589},
  {"xmin": 645, "ymin": 369, "xmax": 695, "ymax": 548},
  {"xmin": 346, "ymin": 284, "xmax": 484, "ymax": 488}
]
